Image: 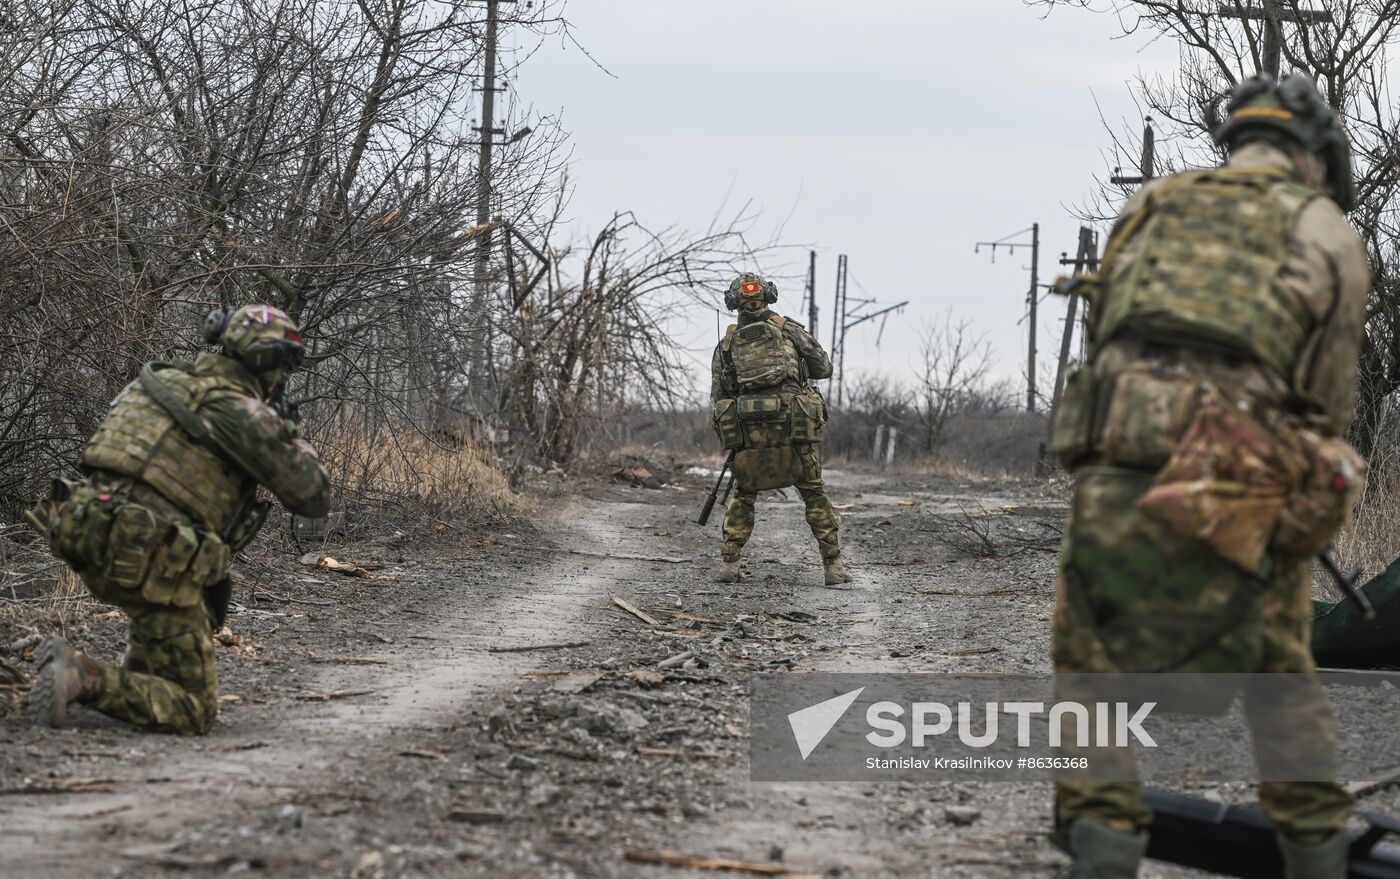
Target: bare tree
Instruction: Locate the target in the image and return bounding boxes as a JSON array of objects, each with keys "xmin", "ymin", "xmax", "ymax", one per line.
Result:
[
  {"xmin": 0, "ymin": 0, "xmax": 574, "ymax": 518},
  {"xmin": 1025, "ymin": 0, "xmax": 1400, "ymax": 463},
  {"xmin": 913, "ymin": 312, "xmax": 994, "ymax": 456}
]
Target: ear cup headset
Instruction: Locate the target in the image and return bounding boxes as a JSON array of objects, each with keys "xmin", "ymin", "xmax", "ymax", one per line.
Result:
[{"xmin": 204, "ymin": 304, "xmax": 306, "ymax": 372}]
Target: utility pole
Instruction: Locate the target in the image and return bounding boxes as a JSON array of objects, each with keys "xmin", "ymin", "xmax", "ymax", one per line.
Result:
[
  {"xmin": 807, "ymin": 250, "xmax": 819, "ymax": 341},
  {"xmin": 975, "ymin": 224, "xmax": 1041, "ymax": 411},
  {"xmin": 1110, "ymin": 117, "xmax": 1156, "ymax": 187},
  {"xmin": 470, "ymin": 0, "xmax": 512, "ymax": 389},
  {"xmin": 1216, "ymin": 2, "xmax": 1333, "ymax": 78},
  {"xmin": 825, "ymin": 254, "xmax": 905, "ymax": 408}
]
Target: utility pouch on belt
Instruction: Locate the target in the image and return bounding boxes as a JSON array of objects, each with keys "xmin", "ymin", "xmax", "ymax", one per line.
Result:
[
  {"xmin": 1098, "ymin": 369, "xmax": 1199, "ymax": 471},
  {"xmin": 737, "ymin": 394, "xmax": 787, "ymax": 422},
  {"xmin": 712, "ymin": 398, "xmax": 744, "ymax": 451},
  {"xmin": 1137, "ymin": 386, "xmax": 1298, "ymax": 575},
  {"xmin": 46, "ymin": 481, "xmax": 120, "ymax": 573},
  {"xmin": 144, "ymin": 529, "xmax": 227, "ymax": 607},
  {"xmin": 105, "ymin": 504, "xmax": 159, "ymax": 589},
  {"xmin": 791, "ymin": 390, "xmax": 826, "ymax": 444},
  {"xmin": 1271, "ymin": 430, "xmax": 1366, "ymax": 560},
  {"xmin": 1052, "ymin": 367, "xmax": 1096, "ymax": 469},
  {"xmin": 733, "ymin": 446, "xmax": 802, "ymax": 492}
]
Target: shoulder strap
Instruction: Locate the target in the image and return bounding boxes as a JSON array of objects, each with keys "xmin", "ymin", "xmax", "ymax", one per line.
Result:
[
  {"xmin": 137, "ymin": 362, "xmax": 226, "ymax": 457},
  {"xmin": 768, "ymin": 315, "xmax": 787, "ymax": 328}
]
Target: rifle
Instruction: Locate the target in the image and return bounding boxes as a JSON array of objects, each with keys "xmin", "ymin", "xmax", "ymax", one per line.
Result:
[
  {"xmin": 1320, "ymin": 545, "xmax": 1375, "ymax": 622},
  {"xmin": 697, "ymin": 450, "xmax": 736, "ymax": 527},
  {"xmin": 1143, "ymin": 787, "xmax": 1400, "ymax": 877}
]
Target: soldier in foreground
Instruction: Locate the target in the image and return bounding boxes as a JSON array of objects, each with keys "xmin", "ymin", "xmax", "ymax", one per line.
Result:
[
  {"xmin": 1049, "ymin": 76, "xmax": 1369, "ymax": 877},
  {"xmin": 25, "ymin": 304, "xmax": 331, "ymax": 735},
  {"xmin": 710, "ymin": 273, "xmax": 851, "ymax": 586}
]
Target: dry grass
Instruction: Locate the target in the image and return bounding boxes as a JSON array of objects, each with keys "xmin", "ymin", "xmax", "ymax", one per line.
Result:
[
  {"xmin": 315, "ymin": 428, "xmax": 528, "ymax": 527},
  {"xmin": 1335, "ymin": 469, "xmax": 1400, "ymax": 586}
]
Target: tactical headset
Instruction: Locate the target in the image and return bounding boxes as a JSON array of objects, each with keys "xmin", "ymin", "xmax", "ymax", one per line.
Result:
[
  {"xmin": 724, "ymin": 275, "xmax": 779, "ymax": 311},
  {"xmin": 204, "ymin": 305, "xmax": 306, "ymax": 373}
]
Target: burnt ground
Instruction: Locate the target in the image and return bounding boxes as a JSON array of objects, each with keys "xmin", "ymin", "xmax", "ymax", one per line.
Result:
[{"xmin": 0, "ymin": 467, "xmax": 1242, "ymax": 878}]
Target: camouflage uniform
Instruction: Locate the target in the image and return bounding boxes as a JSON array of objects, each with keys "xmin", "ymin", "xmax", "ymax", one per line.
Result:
[
  {"xmin": 710, "ymin": 283, "xmax": 842, "ymax": 569},
  {"xmin": 30, "ymin": 307, "xmax": 330, "ymax": 735},
  {"xmin": 1050, "ymin": 98, "xmax": 1369, "ymax": 872}
]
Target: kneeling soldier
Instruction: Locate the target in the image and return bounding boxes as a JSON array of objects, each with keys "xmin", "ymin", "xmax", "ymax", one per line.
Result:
[{"xmin": 26, "ymin": 304, "xmax": 330, "ymax": 735}]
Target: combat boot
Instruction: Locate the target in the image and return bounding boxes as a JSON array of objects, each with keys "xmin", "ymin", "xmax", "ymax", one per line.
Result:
[
  {"xmin": 1278, "ymin": 830, "xmax": 1348, "ymax": 879},
  {"xmin": 27, "ymin": 636, "xmax": 103, "ymax": 728},
  {"xmin": 1068, "ymin": 818, "xmax": 1147, "ymax": 878},
  {"xmin": 823, "ymin": 555, "xmax": 853, "ymax": 585},
  {"xmin": 716, "ymin": 556, "xmax": 742, "ymax": 583}
]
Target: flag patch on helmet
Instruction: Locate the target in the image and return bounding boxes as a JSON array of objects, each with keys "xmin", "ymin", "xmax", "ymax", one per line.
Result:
[{"xmin": 742, "ymin": 281, "xmax": 761, "ymax": 294}]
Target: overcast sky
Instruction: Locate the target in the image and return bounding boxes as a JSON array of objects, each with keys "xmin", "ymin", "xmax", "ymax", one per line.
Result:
[{"xmin": 510, "ymin": 0, "xmax": 1180, "ymax": 404}]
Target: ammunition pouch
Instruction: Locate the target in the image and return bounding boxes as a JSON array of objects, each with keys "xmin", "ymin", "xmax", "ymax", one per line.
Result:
[
  {"xmin": 733, "ymin": 446, "xmax": 804, "ymax": 492},
  {"xmin": 736, "ymin": 393, "xmax": 792, "ymax": 449},
  {"xmin": 44, "ymin": 481, "xmax": 229, "ymax": 608},
  {"xmin": 736, "ymin": 393, "xmax": 786, "ymax": 422},
  {"xmin": 1051, "ymin": 367, "xmax": 1096, "ymax": 469},
  {"xmin": 1098, "ymin": 369, "xmax": 1200, "ymax": 471},
  {"xmin": 712, "ymin": 398, "xmax": 744, "ymax": 451},
  {"xmin": 791, "ymin": 389, "xmax": 826, "ymax": 445}
]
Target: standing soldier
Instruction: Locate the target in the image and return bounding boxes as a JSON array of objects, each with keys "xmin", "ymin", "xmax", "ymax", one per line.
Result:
[
  {"xmin": 1049, "ymin": 75, "xmax": 1370, "ymax": 878},
  {"xmin": 710, "ymin": 273, "xmax": 851, "ymax": 586},
  {"xmin": 25, "ymin": 304, "xmax": 331, "ymax": 735}
]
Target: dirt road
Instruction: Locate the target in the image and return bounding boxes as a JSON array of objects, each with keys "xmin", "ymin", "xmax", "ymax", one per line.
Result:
[{"xmin": 1, "ymin": 468, "xmax": 1113, "ymax": 878}]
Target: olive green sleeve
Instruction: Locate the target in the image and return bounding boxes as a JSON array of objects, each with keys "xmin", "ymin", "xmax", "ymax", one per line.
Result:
[
  {"xmin": 711, "ymin": 344, "xmax": 729, "ymax": 402},
  {"xmin": 199, "ymin": 391, "xmax": 332, "ymax": 517},
  {"xmin": 785, "ymin": 323, "xmax": 833, "ymax": 380}
]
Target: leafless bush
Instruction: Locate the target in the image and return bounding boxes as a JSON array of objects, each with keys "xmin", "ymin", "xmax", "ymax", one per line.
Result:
[{"xmin": 0, "ymin": 0, "xmax": 575, "ymax": 521}]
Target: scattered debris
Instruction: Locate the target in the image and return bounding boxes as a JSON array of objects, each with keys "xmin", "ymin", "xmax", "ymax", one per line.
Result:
[
  {"xmin": 277, "ymin": 804, "xmax": 303, "ymax": 831},
  {"xmin": 612, "ymin": 595, "xmax": 661, "ymax": 627},
  {"xmin": 624, "ymin": 850, "xmax": 819, "ymax": 878},
  {"xmin": 613, "ymin": 465, "xmax": 664, "ymax": 489},
  {"xmin": 631, "ymin": 670, "xmax": 665, "ymax": 687},
  {"xmin": 398, "ymin": 750, "xmax": 446, "ymax": 761},
  {"xmin": 505, "ymin": 753, "xmax": 540, "ymax": 772},
  {"xmin": 350, "ymin": 850, "xmax": 385, "ymax": 879},
  {"xmin": 944, "ymin": 805, "xmax": 982, "ymax": 826}
]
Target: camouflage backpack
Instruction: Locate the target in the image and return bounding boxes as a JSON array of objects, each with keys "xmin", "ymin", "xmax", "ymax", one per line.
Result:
[
  {"xmin": 1096, "ymin": 167, "xmax": 1319, "ymax": 382},
  {"xmin": 723, "ymin": 316, "xmax": 802, "ymax": 392}
]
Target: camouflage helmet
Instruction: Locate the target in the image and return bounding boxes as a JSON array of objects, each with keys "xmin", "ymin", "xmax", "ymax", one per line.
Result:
[
  {"xmin": 1212, "ymin": 74, "xmax": 1356, "ymax": 210},
  {"xmin": 203, "ymin": 304, "xmax": 306, "ymax": 374},
  {"xmin": 724, "ymin": 272, "xmax": 778, "ymax": 311}
]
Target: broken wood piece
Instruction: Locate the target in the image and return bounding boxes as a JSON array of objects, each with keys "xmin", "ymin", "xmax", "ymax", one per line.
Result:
[
  {"xmin": 294, "ymin": 689, "xmax": 376, "ymax": 701},
  {"xmin": 634, "ymin": 747, "xmax": 722, "ymax": 760},
  {"xmin": 653, "ymin": 610, "xmax": 719, "ymax": 625},
  {"xmin": 487, "ymin": 640, "xmax": 592, "ymax": 653},
  {"xmin": 631, "ymin": 670, "xmax": 665, "ymax": 687},
  {"xmin": 399, "ymin": 749, "xmax": 446, "ymax": 761},
  {"xmin": 308, "ymin": 655, "xmax": 389, "ymax": 666},
  {"xmin": 0, "ymin": 777, "xmax": 118, "ymax": 795},
  {"xmin": 1346, "ymin": 764, "xmax": 1400, "ymax": 797},
  {"xmin": 612, "ymin": 595, "xmax": 660, "ymax": 626},
  {"xmin": 658, "ymin": 650, "xmax": 696, "ymax": 670},
  {"xmin": 624, "ymin": 849, "xmax": 819, "ymax": 878}
]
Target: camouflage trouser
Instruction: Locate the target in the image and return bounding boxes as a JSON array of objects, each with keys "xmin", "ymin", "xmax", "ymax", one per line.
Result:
[
  {"xmin": 722, "ymin": 447, "xmax": 840, "ymax": 562},
  {"xmin": 80, "ymin": 571, "xmax": 219, "ymax": 736},
  {"xmin": 1052, "ymin": 467, "xmax": 1350, "ymax": 837}
]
